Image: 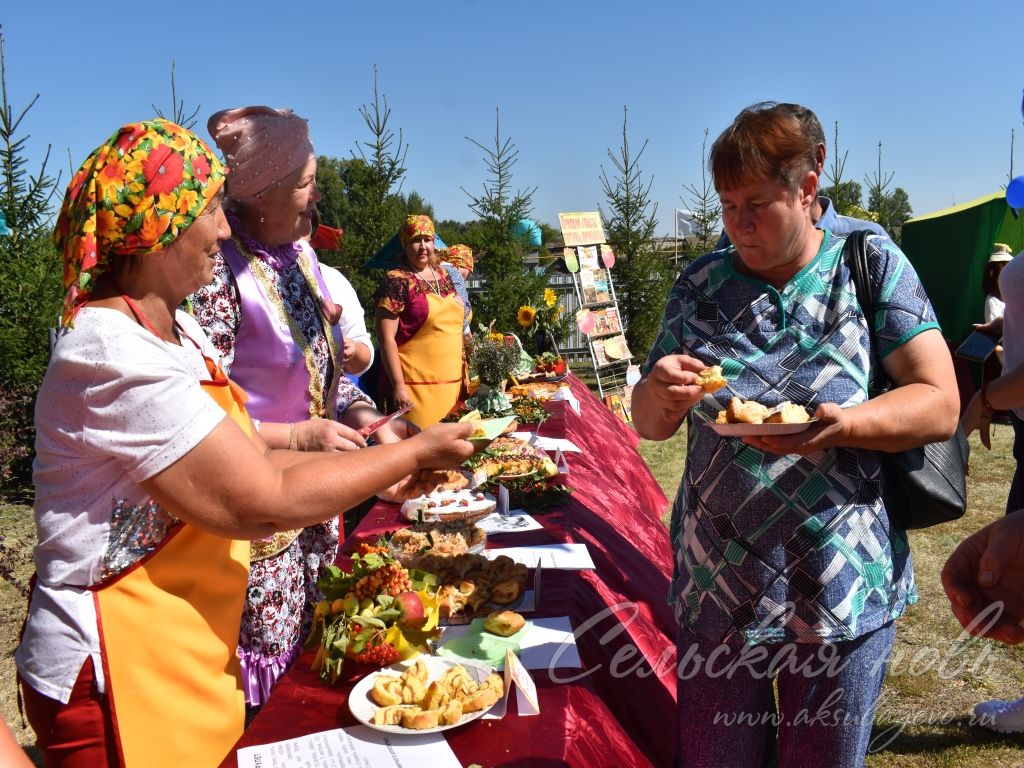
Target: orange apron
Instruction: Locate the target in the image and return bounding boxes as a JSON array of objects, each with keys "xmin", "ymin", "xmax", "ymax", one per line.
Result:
[
  {"xmin": 93, "ymin": 354, "xmax": 252, "ymax": 767},
  {"xmin": 399, "ymin": 291, "xmax": 464, "ymax": 427}
]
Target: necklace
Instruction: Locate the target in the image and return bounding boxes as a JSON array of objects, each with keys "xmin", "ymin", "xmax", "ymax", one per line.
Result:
[{"xmin": 409, "ymin": 264, "xmax": 441, "ymax": 295}]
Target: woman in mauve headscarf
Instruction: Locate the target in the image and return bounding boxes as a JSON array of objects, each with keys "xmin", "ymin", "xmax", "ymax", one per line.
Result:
[
  {"xmin": 15, "ymin": 118, "xmax": 473, "ymax": 767},
  {"xmin": 191, "ymin": 106, "xmax": 414, "ymax": 708},
  {"xmin": 375, "ymin": 215, "xmax": 467, "ymax": 427}
]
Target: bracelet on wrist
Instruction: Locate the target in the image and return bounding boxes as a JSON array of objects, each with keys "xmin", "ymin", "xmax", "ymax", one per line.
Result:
[
  {"xmin": 980, "ymin": 385, "xmax": 996, "ymax": 414},
  {"xmin": 288, "ymin": 422, "xmax": 297, "ymax": 450}
]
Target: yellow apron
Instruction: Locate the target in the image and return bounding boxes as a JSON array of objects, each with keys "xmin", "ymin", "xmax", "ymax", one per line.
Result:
[
  {"xmin": 93, "ymin": 359, "xmax": 251, "ymax": 767},
  {"xmin": 399, "ymin": 292, "xmax": 465, "ymax": 427}
]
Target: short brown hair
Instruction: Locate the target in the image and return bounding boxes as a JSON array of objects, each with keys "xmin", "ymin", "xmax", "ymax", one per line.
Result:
[{"xmin": 710, "ymin": 102, "xmax": 818, "ymax": 193}]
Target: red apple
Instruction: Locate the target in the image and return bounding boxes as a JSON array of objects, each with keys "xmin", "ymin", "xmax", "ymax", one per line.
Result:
[{"xmin": 394, "ymin": 591, "xmax": 426, "ymax": 630}]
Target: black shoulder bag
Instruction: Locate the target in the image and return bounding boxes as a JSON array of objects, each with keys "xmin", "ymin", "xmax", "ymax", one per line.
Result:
[{"xmin": 844, "ymin": 229, "xmax": 969, "ymax": 530}]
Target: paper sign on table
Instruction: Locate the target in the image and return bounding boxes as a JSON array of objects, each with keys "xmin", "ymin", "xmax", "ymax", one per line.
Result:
[
  {"xmin": 554, "ymin": 448, "xmax": 570, "ymax": 475},
  {"xmin": 509, "ymin": 432, "xmax": 582, "ymax": 453},
  {"xmin": 236, "ymin": 724, "xmax": 461, "ymax": 768},
  {"xmin": 507, "ymin": 647, "xmax": 540, "ymax": 715},
  {"xmin": 485, "ymin": 543, "xmax": 595, "ymax": 569},
  {"xmin": 476, "ymin": 509, "xmax": 543, "ymax": 534}
]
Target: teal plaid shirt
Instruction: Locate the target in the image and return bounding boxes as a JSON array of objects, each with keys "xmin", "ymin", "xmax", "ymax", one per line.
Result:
[{"xmin": 647, "ymin": 231, "xmax": 939, "ymax": 644}]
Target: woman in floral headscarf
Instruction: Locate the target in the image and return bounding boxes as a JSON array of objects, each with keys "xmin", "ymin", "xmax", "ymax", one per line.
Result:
[
  {"xmin": 440, "ymin": 243, "xmax": 475, "ymax": 334},
  {"xmin": 15, "ymin": 119, "xmax": 474, "ymax": 767},
  {"xmin": 375, "ymin": 215, "xmax": 467, "ymax": 427}
]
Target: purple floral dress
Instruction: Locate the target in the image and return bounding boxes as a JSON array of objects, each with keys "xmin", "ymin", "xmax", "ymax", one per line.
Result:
[{"xmin": 192, "ymin": 212, "xmax": 372, "ymax": 706}]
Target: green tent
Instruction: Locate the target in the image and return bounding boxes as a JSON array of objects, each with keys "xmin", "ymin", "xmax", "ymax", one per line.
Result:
[{"xmin": 900, "ymin": 192, "xmax": 1023, "ymax": 344}]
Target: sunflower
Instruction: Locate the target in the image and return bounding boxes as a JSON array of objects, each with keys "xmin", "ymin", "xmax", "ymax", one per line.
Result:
[
  {"xmin": 544, "ymin": 288, "xmax": 557, "ymax": 307},
  {"xmin": 516, "ymin": 305, "xmax": 537, "ymax": 328}
]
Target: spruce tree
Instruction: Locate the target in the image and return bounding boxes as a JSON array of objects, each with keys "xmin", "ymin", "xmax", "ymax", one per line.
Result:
[
  {"xmin": 0, "ymin": 29, "xmax": 62, "ymax": 496},
  {"xmin": 600, "ymin": 107, "xmax": 673, "ymax": 356},
  {"xmin": 462, "ymin": 109, "xmax": 547, "ymax": 340},
  {"xmin": 680, "ymin": 128, "xmax": 722, "ymax": 256}
]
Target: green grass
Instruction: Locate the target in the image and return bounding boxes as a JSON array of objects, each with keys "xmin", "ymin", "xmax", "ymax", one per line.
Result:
[{"xmin": 638, "ymin": 423, "xmax": 1024, "ymax": 766}]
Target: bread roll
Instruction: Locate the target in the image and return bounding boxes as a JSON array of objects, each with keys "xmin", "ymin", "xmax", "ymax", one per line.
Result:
[{"xmin": 484, "ymin": 609, "xmax": 525, "ymax": 637}]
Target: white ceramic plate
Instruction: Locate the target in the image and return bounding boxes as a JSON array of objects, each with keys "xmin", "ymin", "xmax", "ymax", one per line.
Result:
[
  {"xmin": 400, "ymin": 490, "xmax": 497, "ymax": 522},
  {"xmin": 706, "ymin": 419, "xmax": 818, "ymax": 437},
  {"xmin": 349, "ymin": 655, "xmax": 498, "ymax": 735}
]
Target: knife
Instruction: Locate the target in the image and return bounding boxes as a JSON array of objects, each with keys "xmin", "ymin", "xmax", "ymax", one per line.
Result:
[{"xmin": 357, "ymin": 404, "xmax": 413, "ymax": 438}]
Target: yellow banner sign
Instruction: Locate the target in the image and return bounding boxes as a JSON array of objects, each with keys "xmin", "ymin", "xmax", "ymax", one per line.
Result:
[{"xmin": 558, "ymin": 211, "xmax": 606, "ymax": 247}]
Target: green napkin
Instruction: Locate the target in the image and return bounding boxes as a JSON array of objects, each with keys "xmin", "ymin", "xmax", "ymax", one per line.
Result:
[{"xmin": 436, "ymin": 619, "xmax": 532, "ymax": 669}]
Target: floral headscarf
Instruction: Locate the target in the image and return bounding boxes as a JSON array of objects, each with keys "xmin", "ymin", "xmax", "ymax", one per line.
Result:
[
  {"xmin": 54, "ymin": 119, "xmax": 226, "ymax": 325},
  {"xmin": 399, "ymin": 214, "xmax": 434, "ymax": 248},
  {"xmin": 445, "ymin": 244, "xmax": 474, "ymax": 273}
]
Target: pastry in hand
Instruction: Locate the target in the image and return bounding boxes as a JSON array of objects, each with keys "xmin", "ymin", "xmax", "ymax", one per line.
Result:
[
  {"xmin": 483, "ymin": 609, "xmax": 526, "ymax": 637},
  {"xmin": 458, "ymin": 409, "xmax": 485, "ymax": 437},
  {"xmin": 697, "ymin": 365, "xmax": 727, "ymax": 393}
]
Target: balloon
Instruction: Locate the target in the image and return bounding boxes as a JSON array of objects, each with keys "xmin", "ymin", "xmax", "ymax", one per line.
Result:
[
  {"xmin": 512, "ymin": 218, "xmax": 543, "ymax": 247},
  {"xmin": 576, "ymin": 308, "xmax": 594, "ymax": 335},
  {"xmin": 600, "ymin": 244, "xmax": 615, "ymax": 268},
  {"xmin": 1007, "ymin": 176, "xmax": 1024, "ymax": 209}
]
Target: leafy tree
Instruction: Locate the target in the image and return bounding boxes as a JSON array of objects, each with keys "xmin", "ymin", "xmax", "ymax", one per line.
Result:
[
  {"xmin": 864, "ymin": 141, "xmax": 906, "ymax": 240},
  {"xmin": 0, "ymin": 29, "xmax": 62, "ymax": 496},
  {"xmin": 537, "ymin": 221, "xmax": 560, "ymax": 245},
  {"xmin": 680, "ymin": 127, "xmax": 722, "ymax": 254},
  {"xmin": 462, "ymin": 109, "xmax": 549, "ymax": 344},
  {"xmin": 435, "ymin": 218, "xmax": 487, "ymax": 252},
  {"xmin": 829, "ymin": 180, "xmax": 863, "ymax": 212},
  {"xmin": 600, "ymin": 106, "xmax": 674, "ymax": 356},
  {"xmin": 868, "ymin": 186, "xmax": 912, "ymax": 241},
  {"xmin": 401, "ymin": 190, "xmax": 433, "ymax": 220}
]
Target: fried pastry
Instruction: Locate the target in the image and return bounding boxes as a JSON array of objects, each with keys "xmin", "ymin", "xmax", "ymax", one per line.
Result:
[
  {"xmin": 370, "ymin": 662, "xmax": 503, "ymax": 729},
  {"xmin": 764, "ymin": 401, "xmax": 811, "ymax": 424},
  {"xmin": 697, "ymin": 365, "xmax": 727, "ymax": 393},
  {"xmin": 484, "ymin": 609, "xmax": 526, "ymax": 636},
  {"xmin": 725, "ymin": 396, "xmax": 771, "ymax": 424}
]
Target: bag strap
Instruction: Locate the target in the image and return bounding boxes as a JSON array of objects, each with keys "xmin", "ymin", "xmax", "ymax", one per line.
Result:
[{"xmin": 842, "ymin": 230, "xmax": 891, "ymax": 394}]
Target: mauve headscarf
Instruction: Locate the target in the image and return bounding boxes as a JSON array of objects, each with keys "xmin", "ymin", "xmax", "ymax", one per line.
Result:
[{"xmin": 207, "ymin": 106, "xmax": 314, "ymax": 200}]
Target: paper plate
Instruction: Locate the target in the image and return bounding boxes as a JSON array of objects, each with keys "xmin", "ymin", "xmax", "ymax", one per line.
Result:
[
  {"xmin": 349, "ymin": 655, "xmax": 498, "ymax": 735},
  {"xmin": 706, "ymin": 419, "xmax": 818, "ymax": 437}
]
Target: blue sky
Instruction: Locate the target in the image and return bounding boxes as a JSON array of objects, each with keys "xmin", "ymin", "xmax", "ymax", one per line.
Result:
[{"xmin": 2, "ymin": 1, "xmax": 1022, "ymax": 236}]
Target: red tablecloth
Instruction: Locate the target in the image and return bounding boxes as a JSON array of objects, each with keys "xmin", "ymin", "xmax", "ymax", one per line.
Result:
[{"xmin": 222, "ymin": 375, "xmax": 678, "ymax": 768}]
